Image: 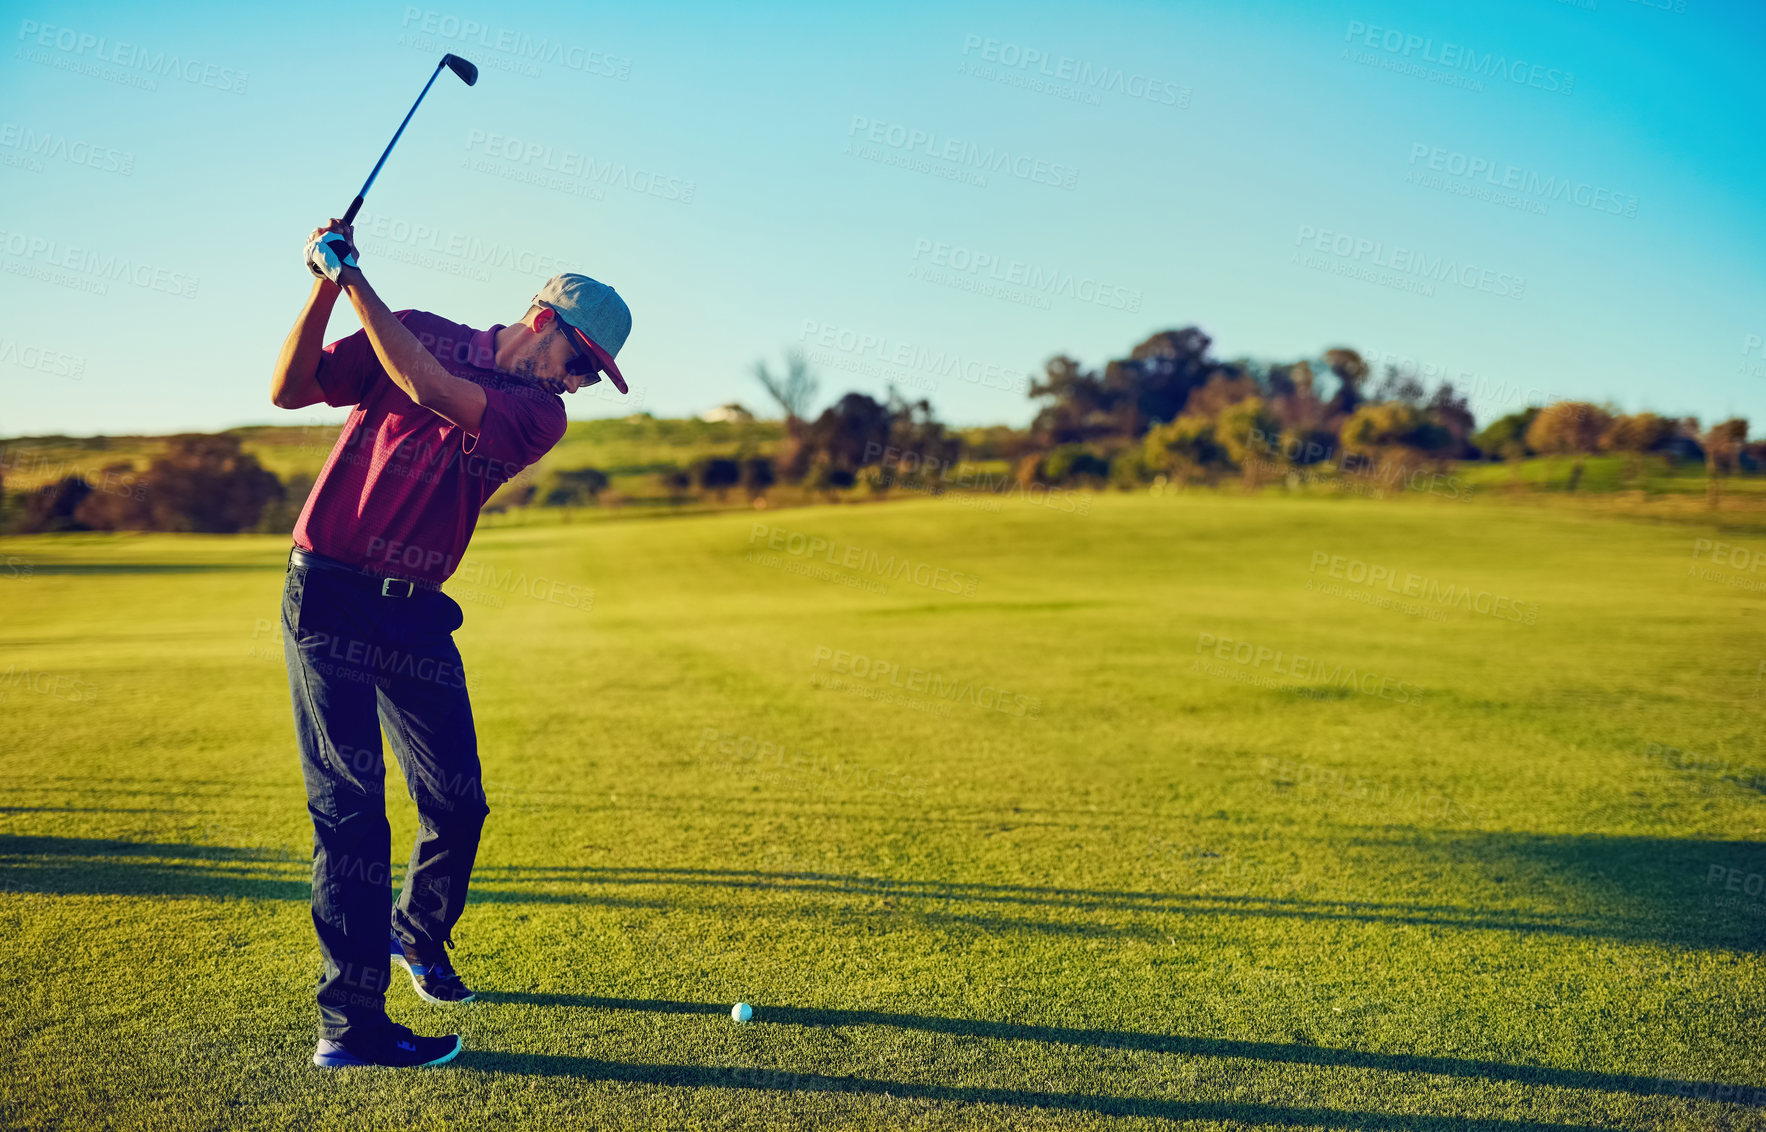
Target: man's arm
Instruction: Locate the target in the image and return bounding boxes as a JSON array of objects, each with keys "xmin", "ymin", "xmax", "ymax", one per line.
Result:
[
  {"xmin": 270, "ymin": 275, "xmax": 343, "ymax": 410},
  {"xmin": 338, "ymin": 268, "xmax": 487, "ymax": 436}
]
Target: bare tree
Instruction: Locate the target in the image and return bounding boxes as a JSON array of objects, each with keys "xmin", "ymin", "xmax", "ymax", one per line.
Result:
[
  {"xmin": 752, "ymin": 349, "xmax": 820, "ymax": 480},
  {"xmin": 752, "ymin": 349, "xmax": 820, "ymax": 423}
]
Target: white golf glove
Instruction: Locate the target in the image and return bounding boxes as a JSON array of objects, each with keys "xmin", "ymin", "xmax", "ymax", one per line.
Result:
[{"xmin": 305, "ymin": 232, "xmax": 359, "ymax": 283}]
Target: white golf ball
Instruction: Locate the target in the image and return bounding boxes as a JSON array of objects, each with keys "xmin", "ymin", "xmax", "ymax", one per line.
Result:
[{"xmin": 731, "ymin": 1002, "xmax": 753, "ymax": 1022}]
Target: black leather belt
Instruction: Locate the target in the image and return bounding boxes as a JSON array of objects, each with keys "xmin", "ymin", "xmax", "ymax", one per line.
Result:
[{"xmin": 288, "ymin": 546, "xmax": 441, "ymax": 598}]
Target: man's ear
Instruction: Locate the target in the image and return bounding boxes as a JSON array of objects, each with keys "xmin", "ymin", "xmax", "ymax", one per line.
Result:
[{"xmin": 532, "ymin": 306, "xmax": 553, "ymax": 332}]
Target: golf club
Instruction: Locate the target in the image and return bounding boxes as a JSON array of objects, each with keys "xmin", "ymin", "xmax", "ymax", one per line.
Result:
[{"xmin": 340, "ymin": 53, "xmax": 478, "ymax": 226}]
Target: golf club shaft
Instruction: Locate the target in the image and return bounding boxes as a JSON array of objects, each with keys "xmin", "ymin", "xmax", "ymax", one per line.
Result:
[{"xmin": 342, "ymin": 58, "xmax": 447, "ymax": 226}]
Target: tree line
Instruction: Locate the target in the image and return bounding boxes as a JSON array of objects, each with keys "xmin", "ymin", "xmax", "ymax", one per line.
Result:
[
  {"xmin": 2, "ymin": 323, "xmax": 1755, "ymax": 534},
  {"xmin": 1021, "ymin": 329, "xmax": 1753, "ymax": 495}
]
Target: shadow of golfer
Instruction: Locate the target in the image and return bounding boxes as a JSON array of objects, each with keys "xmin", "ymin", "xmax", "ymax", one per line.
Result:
[
  {"xmin": 459, "ymin": 1045, "xmax": 1630, "ymax": 1130},
  {"xmin": 475, "ymin": 991, "xmax": 1741, "ymax": 1106}
]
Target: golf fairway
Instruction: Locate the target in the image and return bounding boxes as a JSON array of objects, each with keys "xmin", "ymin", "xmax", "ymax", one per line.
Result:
[{"xmin": 1, "ymin": 492, "xmax": 1761, "ymax": 1130}]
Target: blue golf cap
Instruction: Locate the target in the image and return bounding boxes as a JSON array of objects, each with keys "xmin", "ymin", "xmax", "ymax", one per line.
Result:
[{"xmin": 533, "ymin": 273, "xmax": 631, "ymax": 393}]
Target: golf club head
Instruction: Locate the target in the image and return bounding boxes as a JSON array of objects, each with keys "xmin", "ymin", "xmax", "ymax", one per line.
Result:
[{"xmin": 442, "ymin": 54, "xmax": 478, "ymax": 86}]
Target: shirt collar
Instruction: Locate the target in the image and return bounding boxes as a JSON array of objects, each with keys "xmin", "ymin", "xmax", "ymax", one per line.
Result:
[{"xmin": 468, "ymin": 325, "xmax": 502, "ymax": 371}]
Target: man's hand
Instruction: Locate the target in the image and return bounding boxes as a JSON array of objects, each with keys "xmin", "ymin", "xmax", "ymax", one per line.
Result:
[{"xmin": 304, "ymin": 219, "xmax": 361, "ymax": 286}]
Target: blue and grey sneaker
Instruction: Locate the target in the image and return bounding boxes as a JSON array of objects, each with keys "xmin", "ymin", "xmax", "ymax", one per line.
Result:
[
  {"xmin": 391, "ymin": 929, "xmax": 477, "ymax": 1005},
  {"xmin": 312, "ymin": 1021, "xmax": 461, "ymax": 1068}
]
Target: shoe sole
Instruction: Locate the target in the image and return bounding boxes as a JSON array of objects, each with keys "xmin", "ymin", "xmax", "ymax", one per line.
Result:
[
  {"xmin": 392, "ymin": 951, "xmax": 477, "ymax": 1005},
  {"xmin": 312, "ymin": 1037, "xmax": 462, "ymax": 1069}
]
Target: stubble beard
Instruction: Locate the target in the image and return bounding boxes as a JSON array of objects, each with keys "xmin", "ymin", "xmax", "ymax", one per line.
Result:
[{"xmin": 506, "ymin": 341, "xmax": 566, "ymax": 395}]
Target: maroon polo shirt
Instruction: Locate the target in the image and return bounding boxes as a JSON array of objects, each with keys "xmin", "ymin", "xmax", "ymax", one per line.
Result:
[{"xmin": 291, "ymin": 310, "xmax": 567, "ymax": 585}]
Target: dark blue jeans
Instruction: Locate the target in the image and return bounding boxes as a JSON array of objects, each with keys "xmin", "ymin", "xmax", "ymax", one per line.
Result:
[{"xmin": 281, "ymin": 546, "xmax": 489, "ymax": 1043}]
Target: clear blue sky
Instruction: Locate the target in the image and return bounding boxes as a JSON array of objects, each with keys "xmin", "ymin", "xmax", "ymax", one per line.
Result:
[{"xmin": 3, "ymin": 0, "xmax": 1762, "ymax": 437}]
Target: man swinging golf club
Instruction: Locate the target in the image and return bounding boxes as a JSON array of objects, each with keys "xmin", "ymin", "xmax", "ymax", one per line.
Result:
[{"xmin": 270, "ymin": 219, "xmax": 631, "ymax": 1068}]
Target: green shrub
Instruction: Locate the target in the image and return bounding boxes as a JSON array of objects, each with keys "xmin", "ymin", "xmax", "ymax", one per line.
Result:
[{"xmin": 538, "ymin": 467, "xmax": 610, "ymax": 506}]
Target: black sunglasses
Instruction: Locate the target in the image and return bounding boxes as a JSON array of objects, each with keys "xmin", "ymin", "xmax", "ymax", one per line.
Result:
[{"xmin": 545, "ymin": 306, "xmax": 603, "ymax": 384}]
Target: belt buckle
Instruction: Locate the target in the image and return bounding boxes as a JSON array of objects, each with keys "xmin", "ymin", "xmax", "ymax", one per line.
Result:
[{"xmin": 381, "ymin": 576, "xmax": 416, "ymax": 598}]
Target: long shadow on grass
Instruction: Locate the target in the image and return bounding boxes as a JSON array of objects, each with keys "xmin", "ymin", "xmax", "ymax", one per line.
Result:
[
  {"xmin": 493, "ymin": 863, "xmax": 1560, "ymax": 923},
  {"xmin": 0, "ymin": 805, "xmax": 161, "ymax": 813},
  {"xmin": 478, "ymin": 993, "xmax": 1739, "ymax": 1108},
  {"xmin": 480, "ymin": 829, "xmax": 1766, "ymax": 952},
  {"xmin": 476, "ymin": 1051, "xmax": 1628, "ymax": 1130},
  {"xmin": 0, "ymin": 835, "xmax": 664, "ymax": 907},
  {"xmin": 9, "ymin": 831, "xmax": 1759, "ymax": 952},
  {"xmin": 14, "ymin": 563, "xmax": 270, "ymax": 575}
]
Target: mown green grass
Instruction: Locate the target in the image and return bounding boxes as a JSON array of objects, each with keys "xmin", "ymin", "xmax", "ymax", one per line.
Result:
[{"xmin": 1, "ymin": 493, "xmax": 1762, "ymax": 1130}]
